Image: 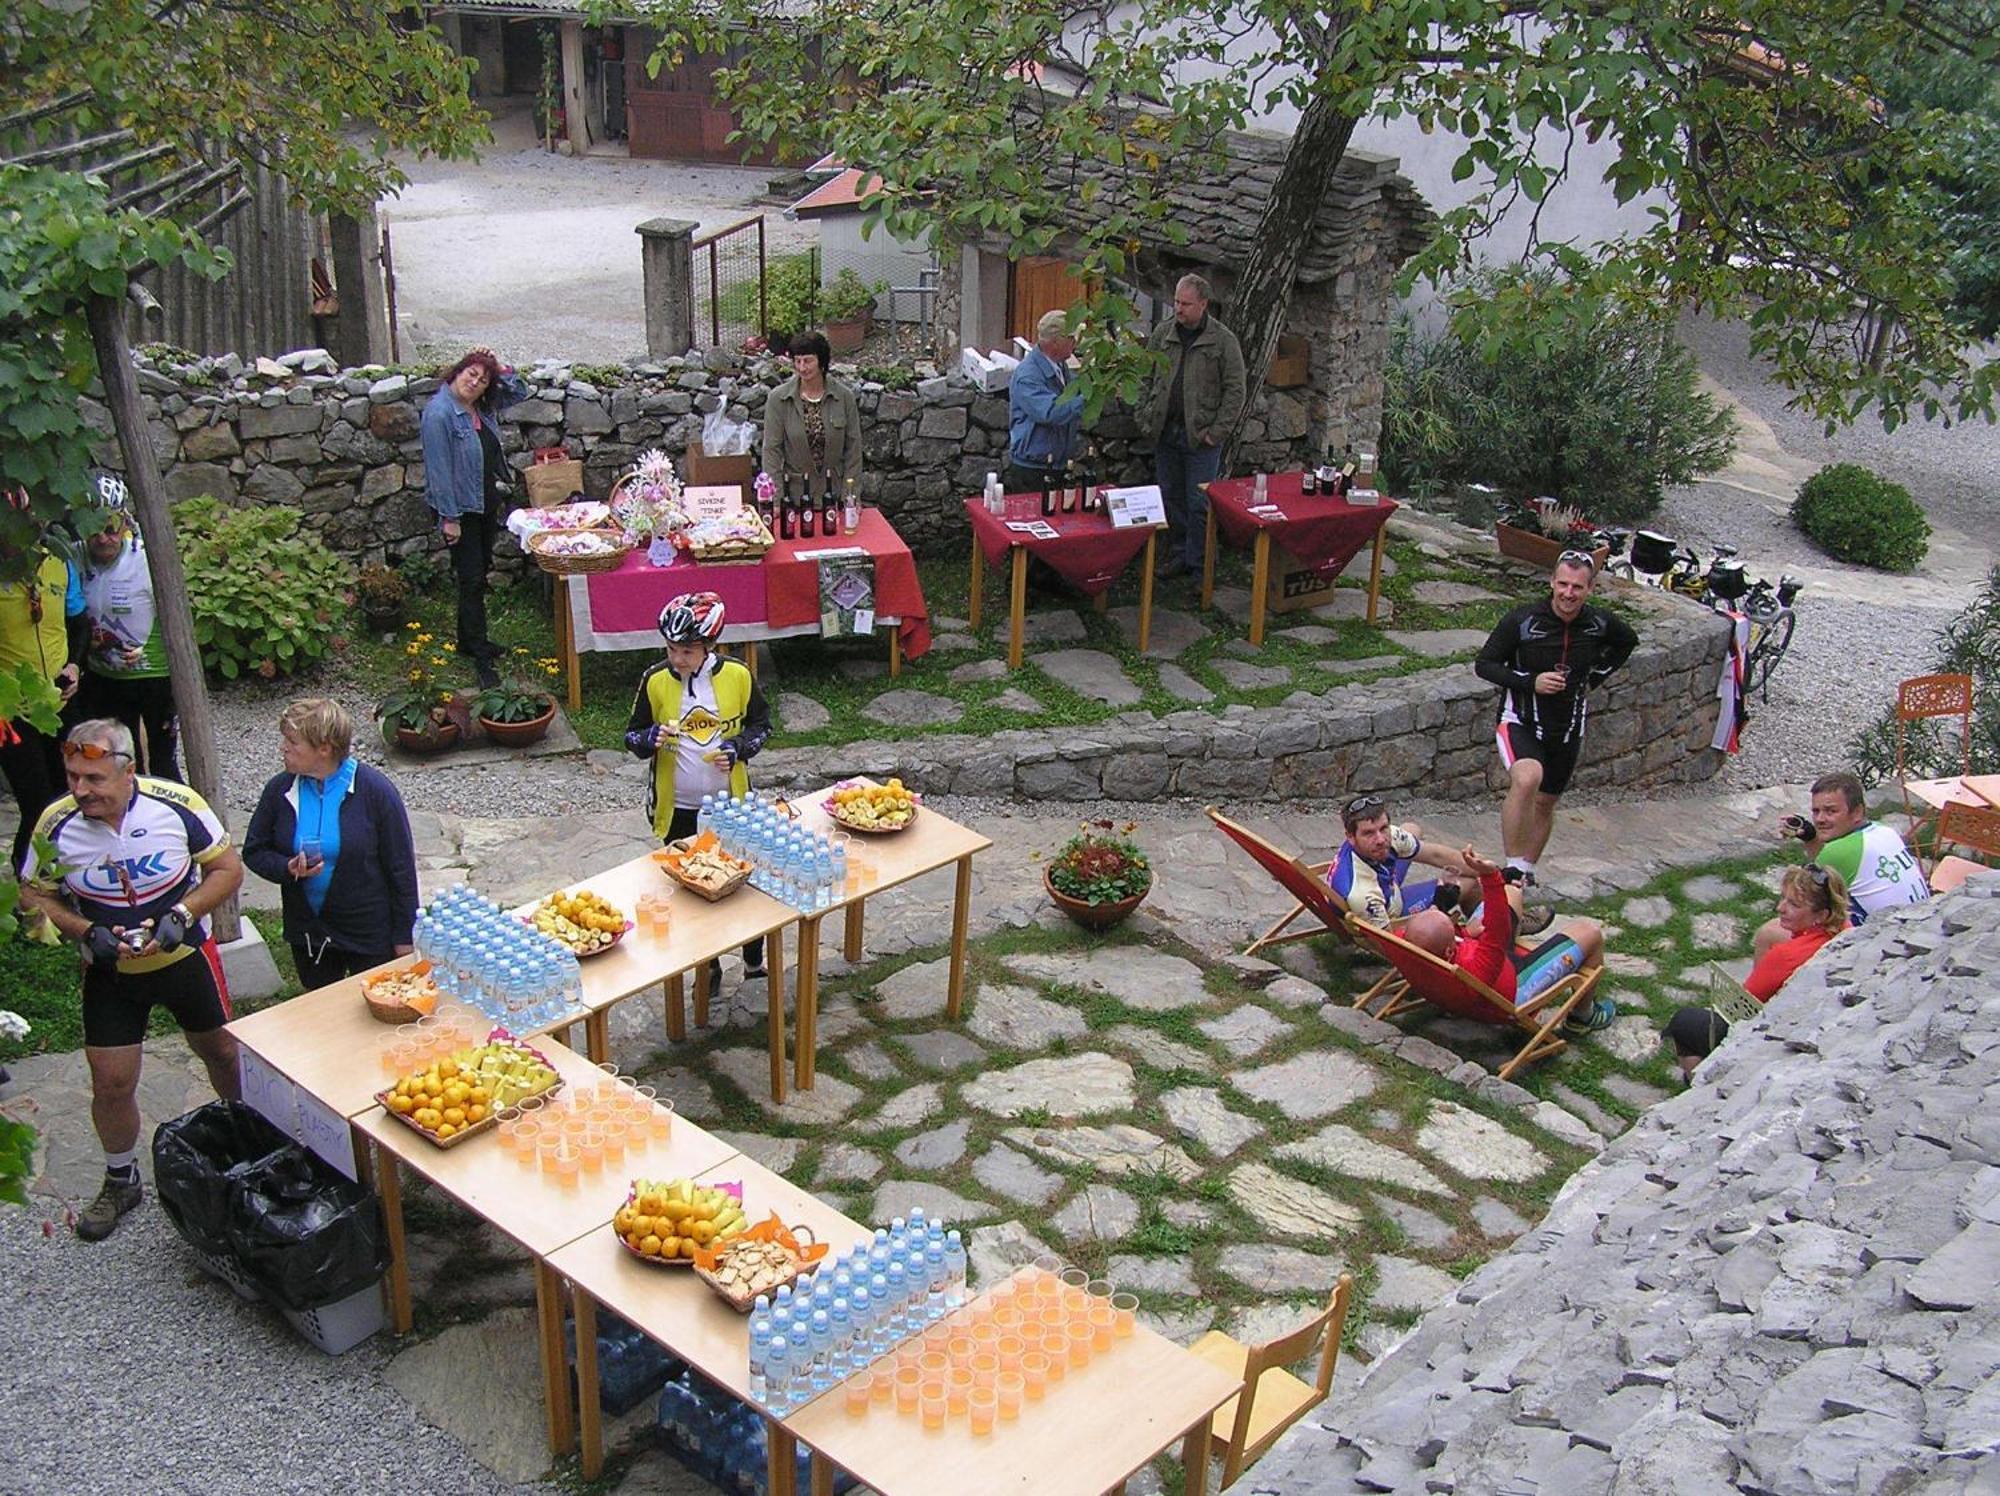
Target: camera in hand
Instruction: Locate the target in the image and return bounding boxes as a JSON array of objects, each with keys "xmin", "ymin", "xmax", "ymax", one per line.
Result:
[
  {"xmin": 1500, "ymin": 866, "xmax": 1528, "ymax": 886},
  {"xmin": 1783, "ymin": 814, "xmax": 1814, "ymax": 841}
]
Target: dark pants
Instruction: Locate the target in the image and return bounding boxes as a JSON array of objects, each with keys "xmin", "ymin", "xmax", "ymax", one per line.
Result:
[
  {"xmin": 1004, "ymin": 463, "xmax": 1061, "ymax": 502},
  {"xmin": 1, "ymin": 720, "xmax": 63, "ymax": 875},
  {"xmin": 1154, "ymin": 421, "xmax": 1223, "ymax": 569},
  {"xmin": 292, "ymin": 941, "xmax": 391, "ymax": 992},
  {"xmin": 450, "ymin": 509, "xmax": 499, "ymax": 663},
  {"xmin": 77, "ymin": 672, "xmax": 181, "ymax": 781},
  {"xmin": 666, "ymin": 806, "xmax": 764, "ymax": 972}
]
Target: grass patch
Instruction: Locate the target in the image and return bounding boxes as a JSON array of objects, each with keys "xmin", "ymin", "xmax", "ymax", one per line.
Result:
[{"xmin": 0, "ymin": 930, "xmax": 87, "ymax": 1058}]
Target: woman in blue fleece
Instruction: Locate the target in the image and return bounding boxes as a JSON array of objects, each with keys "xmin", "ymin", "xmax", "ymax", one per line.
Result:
[{"xmin": 245, "ymin": 698, "xmax": 420, "ymax": 988}]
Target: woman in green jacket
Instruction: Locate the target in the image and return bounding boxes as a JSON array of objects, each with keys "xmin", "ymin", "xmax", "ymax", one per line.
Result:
[{"xmin": 760, "ymin": 331, "xmax": 863, "ymax": 498}]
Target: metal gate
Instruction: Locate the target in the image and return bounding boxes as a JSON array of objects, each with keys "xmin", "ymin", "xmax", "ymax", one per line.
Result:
[{"xmin": 691, "ymin": 214, "xmax": 767, "ymax": 349}]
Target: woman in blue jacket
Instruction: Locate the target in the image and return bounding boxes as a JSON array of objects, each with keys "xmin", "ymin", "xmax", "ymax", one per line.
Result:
[
  {"xmin": 244, "ymin": 698, "xmax": 420, "ymax": 989},
  {"xmin": 419, "ymin": 347, "xmax": 526, "ymax": 688}
]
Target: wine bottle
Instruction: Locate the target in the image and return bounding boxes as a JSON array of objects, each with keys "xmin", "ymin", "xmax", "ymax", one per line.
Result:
[
  {"xmin": 820, "ymin": 472, "xmax": 840, "ymax": 538},
  {"xmin": 800, "ymin": 478, "xmax": 818, "ymax": 539},
  {"xmin": 1301, "ymin": 461, "xmax": 1318, "ymax": 497},
  {"xmin": 842, "ymin": 477, "xmax": 861, "ymax": 534},
  {"xmin": 1060, "ymin": 460, "xmax": 1078, "ymax": 514},
  {"xmin": 1040, "ymin": 471, "xmax": 1055, "ymax": 518},
  {"xmin": 779, "ymin": 488, "xmax": 798, "ymax": 541},
  {"xmin": 1316, "ymin": 446, "xmax": 1339, "ymax": 497},
  {"xmin": 1338, "ymin": 443, "xmax": 1357, "ymax": 498}
]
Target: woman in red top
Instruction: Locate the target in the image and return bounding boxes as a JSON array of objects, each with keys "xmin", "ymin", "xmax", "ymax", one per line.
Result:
[{"xmin": 1666, "ymin": 865, "xmax": 1850, "ymax": 1078}]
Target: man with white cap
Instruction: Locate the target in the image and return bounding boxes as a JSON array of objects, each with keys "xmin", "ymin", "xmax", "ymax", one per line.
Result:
[{"xmin": 1005, "ymin": 308, "xmax": 1084, "ymax": 498}]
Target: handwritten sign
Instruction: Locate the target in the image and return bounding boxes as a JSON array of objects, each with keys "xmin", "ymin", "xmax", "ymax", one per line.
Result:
[
  {"xmin": 683, "ymin": 484, "xmax": 743, "ymax": 522},
  {"xmin": 239, "ymin": 1047, "xmax": 298, "ymax": 1138},
  {"xmin": 296, "ymin": 1090, "xmax": 359, "ymax": 1181},
  {"xmin": 1104, "ymin": 484, "xmax": 1166, "ymax": 529}
]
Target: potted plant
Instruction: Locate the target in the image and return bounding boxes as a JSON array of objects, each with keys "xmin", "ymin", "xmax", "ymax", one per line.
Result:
[
  {"xmin": 1044, "ymin": 820, "xmax": 1154, "ymax": 930},
  {"xmin": 355, "ymin": 561, "xmax": 411, "ymax": 630},
  {"xmin": 820, "ymin": 268, "xmax": 886, "ymax": 354},
  {"xmin": 1494, "ymin": 496, "xmax": 1609, "ymax": 571},
  {"xmin": 474, "ymin": 649, "xmax": 561, "ymax": 748},
  {"xmin": 375, "ymin": 625, "xmax": 462, "ymax": 754}
]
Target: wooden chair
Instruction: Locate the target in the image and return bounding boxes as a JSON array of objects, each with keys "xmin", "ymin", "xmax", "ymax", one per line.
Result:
[
  {"xmin": 1206, "ymin": 807, "xmax": 1357, "ymax": 959},
  {"xmin": 1344, "ymin": 917, "xmax": 1600, "ymax": 1081},
  {"xmin": 1188, "ymin": 1275, "xmax": 1355, "ymax": 1489},
  {"xmin": 1932, "ymin": 801, "xmax": 2000, "ymax": 894},
  {"xmin": 1897, "ymin": 673, "xmax": 1975, "ymax": 858}
]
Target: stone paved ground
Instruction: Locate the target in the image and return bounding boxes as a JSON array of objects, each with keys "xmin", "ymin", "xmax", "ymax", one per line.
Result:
[{"xmin": 5, "ymin": 782, "xmax": 1816, "ymax": 1493}]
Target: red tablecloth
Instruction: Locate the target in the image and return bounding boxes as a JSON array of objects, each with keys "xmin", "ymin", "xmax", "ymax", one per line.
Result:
[
  {"xmin": 962, "ymin": 495, "xmax": 1158, "ymax": 595},
  {"xmin": 1206, "ymin": 474, "xmax": 1397, "ymax": 578},
  {"xmin": 570, "ymin": 508, "xmax": 930, "ymax": 658}
]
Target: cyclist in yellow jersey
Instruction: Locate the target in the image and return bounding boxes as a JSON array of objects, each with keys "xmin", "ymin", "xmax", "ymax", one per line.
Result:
[{"xmin": 1, "ymin": 543, "xmax": 85, "ymax": 871}]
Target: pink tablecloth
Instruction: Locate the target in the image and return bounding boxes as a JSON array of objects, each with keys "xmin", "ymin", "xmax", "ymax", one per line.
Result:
[
  {"xmin": 567, "ymin": 508, "xmax": 930, "ymax": 658},
  {"xmin": 1206, "ymin": 474, "xmax": 1397, "ymax": 578},
  {"xmin": 962, "ymin": 495, "xmax": 1158, "ymax": 595}
]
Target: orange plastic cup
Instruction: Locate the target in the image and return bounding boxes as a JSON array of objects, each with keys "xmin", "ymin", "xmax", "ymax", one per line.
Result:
[
  {"xmin": 993, "ymin": 1305, "xmax": 1024, "ymax": 1334},
  {"xmin": 1020, "ymin": 1351, "xmax": 1050, "ymax": 1401},
  {"xmin": 946, "ymin": 1365, "xmax": 973, "ymax": 1416},
  {"xmin": 598, "ymin": 1120, "xmax": 627, "ymax": 1164},
  {"xmin": 995, "ymin": 1334, "xmax": 1025, "ymax": 1367},
  {"xmin": 893, "ymin": 1365, "xmax": 921, "ymax": 1415},
  {"xmin": 1068, "ymin": 1329, "xmax": 1092, "ymax": 1369},
  {"xmin": 870, "ymin": 1367, "xmax": 894, "ymax": 1404},
  {"xmin": 648, "ymin": 1102, "xmax": 674, "ymax": 1141},
  {"xmin": 970, "ymin": 1351, "xmax": 999, "ymax": 1386},
  {"xmin": 844, "ymin": 1371, "xmax": 872, "ymax": 1416},
  {"xmin": 919, "ymin": 1382, "xmax": 947, "ymax": 1430},
  {"xmin": 554, "ymin": 1147, "xmax": 581, "ymax": 1186},
  {"xmin": 968, "ymin": 1385, "xmax": 996, "ymax": 1436},
  {"xmin": 917, "ymin": 1351, "xmax": 948, "ymax": 1383},
  {"xmin": 1090, "ymin": 1309, "xmax": 1115, "ymax": 1353},
  {"xmin": 1043, "ymin": 1334, "xmax": 1069, "ymax": 1380},
  {"xmin": 947, "ymin": 1333, "xmax": 975, "ymax": 1366},
  {"xmin": 996, "ymin": 1370, "xmax": 1024, "ymax": 1421},
  {"xmin": 578, "ymin": 1132, "xmax": 605, "ymax": 1174},
  {"xmin": 1112, "ymin": 1292, "xmax": 1138, "ymax": 1338}
]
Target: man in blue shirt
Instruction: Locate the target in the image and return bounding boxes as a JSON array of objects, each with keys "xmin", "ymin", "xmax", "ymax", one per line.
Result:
[{"xmin": 1006, "ymin": 309, "xmax": 1083, "ymax": 496}]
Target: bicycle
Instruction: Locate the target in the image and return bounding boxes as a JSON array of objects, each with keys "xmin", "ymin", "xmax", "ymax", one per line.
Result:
[
  {"xmin": 1738, "ymin": 574, "xmax": 1801, "ymax": 701},
  {"xmin": 1592, "ymin": 529, "xmax": 1799, "ymax": 699}
]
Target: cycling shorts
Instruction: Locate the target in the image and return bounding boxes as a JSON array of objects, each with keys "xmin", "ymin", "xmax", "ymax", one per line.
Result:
[
  {"xmin": 1496, "ymin": 723, "xmax": 1581, "ymax": 797},
  {"xmin": 1510, "ymin": 932, "xmax": 1585, "ymax": 1004},
  {"xmin": 81, "ymin": 938, "xmax": 232, "ymax": 1047}
]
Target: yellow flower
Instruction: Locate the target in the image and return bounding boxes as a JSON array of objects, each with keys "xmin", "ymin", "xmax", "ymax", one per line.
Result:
[
  {"xmin": 405, "ymin": 621, "xmax": 420, "ymax": 631},
  {"xmin": 407, "ymin": 667, "xmax": 422, "ymax": 682},
  {"xmin": 405, "ymin": 642, "xmax": 421, "ymax": 656},
  {"xmin": 437, "ymin": 691, "xmax": 453, "ymax": 705}
]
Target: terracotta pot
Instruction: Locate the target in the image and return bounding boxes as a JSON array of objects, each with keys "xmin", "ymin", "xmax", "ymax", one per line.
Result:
[
  {"xmin": 392, "ymin": 721, "xmax": 461, "ymax": 756},
  {"xmin": 478, "ymin": 703, "xmax": 556, "ymax": 748},
  {"xmin": 1044, "ymin": 867, "xmax": 1151, "ymax": 931},
  {"xmin": 824, "ymin": 315, "xmax": 869, "ymax": 354},
  {"xmin": 1494, "ymin": 522, "xmax": 1609, "ymax": 573}
]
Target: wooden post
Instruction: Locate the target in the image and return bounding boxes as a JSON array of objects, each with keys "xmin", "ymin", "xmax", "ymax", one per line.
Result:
[
  {"xmin": 85, "ymin": 292, "xmax": 239, "ymax": 942},
  {"xmin": 560, "ymin": 21, "xmax": 590, "ymax": 156}
]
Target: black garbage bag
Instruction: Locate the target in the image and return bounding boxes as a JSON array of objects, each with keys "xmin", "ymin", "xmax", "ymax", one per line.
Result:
[
  {"xmin": 153, "ymin": 1101, "xmax": 296, "ymax": 1260},
  {"xmin": 225, "ymin": 1146, "xmax": 391, "ymax": 1313}
]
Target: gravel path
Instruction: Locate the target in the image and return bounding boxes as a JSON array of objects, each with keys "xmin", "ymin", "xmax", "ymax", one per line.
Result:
[{"xmin": 0, "ymin": 1206, "xmax": 554, "ymax": 1496}]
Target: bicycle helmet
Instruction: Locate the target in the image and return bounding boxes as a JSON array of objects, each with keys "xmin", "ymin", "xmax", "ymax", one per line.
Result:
[
  {"xmin": 88, "ymin": 470, "xmax": 130, "ymax": 515},
  {"xmin": 658, "ymin": 591, "xmax": 725, "ymax": 645}
]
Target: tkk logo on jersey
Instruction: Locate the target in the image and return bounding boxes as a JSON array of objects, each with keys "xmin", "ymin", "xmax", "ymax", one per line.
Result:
[{"xmin": 81, "ymin": 853, "xmax": 174, "ymax": 895}]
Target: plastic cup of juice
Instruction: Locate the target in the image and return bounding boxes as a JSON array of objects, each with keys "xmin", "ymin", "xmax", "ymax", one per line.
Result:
[
  {"xmin": 996, "ymin": 1370, "xmax": 1023, "ymax": 1421},
  {"xmin": 844, "ymin": 1370, "xmax": 872, "ymax": 1417},
  {"xmin": 968, "ymin": 1385, "xmax": 996, "ymax": 1436},
  {"xmin": 1019, "ymin": 1351, "xmax": 1050, "ymax": 1401},
  {"xmin": 1112, "ymin": 1292, "xmax": 1138, "ymax": 1338},
  {"xmin": 648, "ymin": 1098, "xmax": 675, "ymax": 1140},
  {"xmin": 946, "ymin": 1365, "xmax": 973, "ymax": 1416},
  {"xmin": 894, "ymin": 1365, "xmax": 921, "ymax": 1415},
  {"xmin": 919, "ymin": 1383, "xmax": 947, "ymax": 1430}
]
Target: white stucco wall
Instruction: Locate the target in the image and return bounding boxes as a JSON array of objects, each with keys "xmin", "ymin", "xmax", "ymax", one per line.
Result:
[{"xmin": 818, "ymin": 215, "xmax": 936, "ymax": 322}]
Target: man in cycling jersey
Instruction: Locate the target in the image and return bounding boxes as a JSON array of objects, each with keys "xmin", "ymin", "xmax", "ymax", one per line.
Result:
[
  {"xmin": 1326, "ymin": 793, "xmax": 1478, "ymax": 927},
  {"xmin": 17, "ymin": 719, "xmax": 244, "ymax": 1241},
  {"xmin": 1752, "ymin": 770, "xmax": 1929, "ymax": 957},
  {"xmin": 1475, "ymin": 551, "xmax": 1638, "ymax": 887}
]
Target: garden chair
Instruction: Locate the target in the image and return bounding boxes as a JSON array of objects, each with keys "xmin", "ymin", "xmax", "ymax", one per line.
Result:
[
  {"xmin": 1205, "ymin": 807, "xmax": 1357, "ymax": 960},
  {"xmin": 1344, "ymin": 917, "xmax": 1601, "ymax": 1081},
  {"xmin": 1896, "ymin": 673, "xmax": 1975, "ymax": 859},
  {"xmin": 1187, "ymin": 1275, "xmax": 1355, "ymax": 1489},
  {"xmin": 1706, "ymin": 961, "xmax": 1763, "ymax": 1026},
  {"xmin": 1931, "ymin": 801, "xmax": 2000, "ymax": 895}
]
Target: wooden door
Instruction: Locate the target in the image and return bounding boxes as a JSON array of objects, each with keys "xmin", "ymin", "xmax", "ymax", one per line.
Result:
[{"xmin": 1010, "ymin": 257, "xmax": 1087, "ymax": 343}]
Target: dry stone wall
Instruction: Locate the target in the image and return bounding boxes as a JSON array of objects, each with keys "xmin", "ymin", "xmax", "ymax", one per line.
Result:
[
  {"xmin": 100, "ymin": 349, "xmax": 1328, "ymax": 568},
  {"xmin": 1251, "ymin": 880, "xmax": 2000, "ymax": 1494}
]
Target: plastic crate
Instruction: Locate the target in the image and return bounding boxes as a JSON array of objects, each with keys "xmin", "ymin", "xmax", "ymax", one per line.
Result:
[
  {"xmin": 280, "ymin": 1278, "xmax": 385, "ymax": 1355},
  {"xmin": 187, "ymin": 1244, "xmax": 263, "ymax": 1304}
]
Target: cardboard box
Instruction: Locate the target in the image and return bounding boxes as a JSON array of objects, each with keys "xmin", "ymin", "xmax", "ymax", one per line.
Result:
[
  {"xmin": 959, "ymin": 347, "xmax": 1019, "ymax": 393},
  {"xmin": 1266, "ymin": 333, "xmax": 1309, "ymax": 389},
  {"xmin": 683, "ymin": 438, "xmax": 756, "ymax": 501},
  {"xmin": 1269, "ymin": 561, "xmax": 1340, "ymax": 614}
]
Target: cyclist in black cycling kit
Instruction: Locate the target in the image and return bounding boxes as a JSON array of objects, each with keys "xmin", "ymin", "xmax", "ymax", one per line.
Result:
[{"xmin": 1475, "ymin": 551, "xmax": 1638, "ymax": 889}]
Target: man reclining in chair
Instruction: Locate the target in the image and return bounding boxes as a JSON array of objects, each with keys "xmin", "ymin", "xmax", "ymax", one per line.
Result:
[
  {"xmin": 1399, "ymin": 847, "xmax": 1615, "ymax": 1031},
  {"xmin": 1328, "ymin": 794, "xmax": 1480, "ymax": 928}
]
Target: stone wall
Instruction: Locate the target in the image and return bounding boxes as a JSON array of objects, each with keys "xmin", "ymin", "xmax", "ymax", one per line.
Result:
[
  {"xmin": 101, "ymin": 348, "xmax": 1329, "ymax": 568},
  {"xmin": 747, "ymin": 598, "xmax": 1729, "ymax": 803},
  {"xmin": 1250, "ymin": 879, "xmax": 2000, "ymax": 1493}
]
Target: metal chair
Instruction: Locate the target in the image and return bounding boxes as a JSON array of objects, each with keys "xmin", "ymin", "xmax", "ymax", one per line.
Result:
[
  {"xmin": 1931, "ymin": 802, "xmax": 2000, "ymax": 894},
  {"xmin": 1896, "ymin": 673, "xmax": 1975, "ymax": 861}
]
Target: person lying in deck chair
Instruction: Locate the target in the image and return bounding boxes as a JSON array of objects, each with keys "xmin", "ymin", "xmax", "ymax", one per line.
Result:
[{"xmin": 1400, "ymin": 847, "xmax": 1615, "ymax": 1032}]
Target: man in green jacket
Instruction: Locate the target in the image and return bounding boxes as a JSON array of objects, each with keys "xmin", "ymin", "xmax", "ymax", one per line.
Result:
[{"xmin": 1138, "ymin": 273, "xmax": 1247, "ymax": 577}]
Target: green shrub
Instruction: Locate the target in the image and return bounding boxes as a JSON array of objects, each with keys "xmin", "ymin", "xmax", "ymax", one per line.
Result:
[
  {"xmin": 1849, "ymin": 564, "xmax": 2000, "ymax": 785},
  {"xmin": 174, "ymin": 497, "xmax": 355, "ymax": 678},
  {"xmin": 1382, "ymin": 266, "xmax": 1737, "ymax": 524},
  {"xmin": 1791, "ymin": 462, "xmax": 1930, "ymax": 572}
]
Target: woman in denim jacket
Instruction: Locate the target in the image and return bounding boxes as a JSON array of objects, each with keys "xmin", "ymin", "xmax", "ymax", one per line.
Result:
[{"xmin": 420, "ymin": 347, "xmax": 526, "ymax": 686}]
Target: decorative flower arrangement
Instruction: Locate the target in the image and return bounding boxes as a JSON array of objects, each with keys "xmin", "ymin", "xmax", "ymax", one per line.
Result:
[
  {"xmin": 1046, "ymin": 821, "xmax": 1153, "ymax": 906},
  {"xmin": 474, "ymin": 648, "xmax": 562, "ymax": 725},
  {"xmin": 375, "ymin": 624, "xmax": 459, "ymax": 736},
  {"xmin": 1502, "ymin": 495, "xmax": 1595, "ymax": 539},
  {"xmin": 614, "ymin": 449, "xmax": 691, "ymax": 546}
]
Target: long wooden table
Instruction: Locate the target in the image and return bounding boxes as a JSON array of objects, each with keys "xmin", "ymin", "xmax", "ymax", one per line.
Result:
[
  {"xmin": 782, "ymin": 786, "xmax": 993, "ymax": 1090},
  {"xmin": 1907, "ymin": 774, "xmax": 2000, "ymax": 811}
]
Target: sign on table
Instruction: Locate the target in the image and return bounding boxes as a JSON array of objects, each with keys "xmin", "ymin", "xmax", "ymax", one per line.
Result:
[
  {"xmin": 1105, "ymin": 484, "xmax": 1166, "ymax": 528},
  {"xmin": 684, "ymin": 484, "xmax": 744, "ymax": 522}
]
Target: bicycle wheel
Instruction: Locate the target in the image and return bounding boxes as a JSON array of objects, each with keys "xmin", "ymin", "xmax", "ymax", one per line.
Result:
[{"xmin": 1747, "ymin": 609, "xmax": 1794, "ymax": 700}]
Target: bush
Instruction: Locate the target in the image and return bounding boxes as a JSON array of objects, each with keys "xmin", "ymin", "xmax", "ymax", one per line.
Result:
[
  {"xmin": 1849, "ymin": 565, "xmax": 2000, "ymax": 785},
  {"xmin": 1790, "ymin": 463, "xmax": 1930, "ymax": 572},
  {"xmin": 175, "ymin": 498, "xmax": 355, "ymax": 679},
  {"xmin": 1382, "ymin": 266, "xmax": 1737, "ymax": 525}
]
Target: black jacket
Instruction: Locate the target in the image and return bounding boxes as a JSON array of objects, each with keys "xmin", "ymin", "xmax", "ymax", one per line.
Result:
[
  {"xmin": 244, "ymin": 761, "xmax": 420, "ymax": 955},
  {"xmin": 1475, "ymin": 600, "xmax": 1638, "ymax": 741}
]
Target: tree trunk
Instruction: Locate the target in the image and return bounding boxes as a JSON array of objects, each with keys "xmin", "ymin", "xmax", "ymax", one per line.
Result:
[
  {"xmin": 1223, "ymin": 90, "xmax": 1361, "ymax": 453},
  {"xmin": 84, "ymin": 292, "xmax": 240, "ymax": 943}
]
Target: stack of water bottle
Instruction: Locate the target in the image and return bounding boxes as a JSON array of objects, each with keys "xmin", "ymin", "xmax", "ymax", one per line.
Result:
[
  {"xmin": 747, "ymin": 1209, "xmax": 968, "ymax": 1417},
  {"xmin": 409, "ymin": 884, "xmax": 586, "ymax": 1031},
  {"xmin": 657, "ymin": 1366, "xmax": 854, "ymax": 1495},
  {"xmin": 695, "ymin": 793, "xmax": 847, "ymax": 914}
]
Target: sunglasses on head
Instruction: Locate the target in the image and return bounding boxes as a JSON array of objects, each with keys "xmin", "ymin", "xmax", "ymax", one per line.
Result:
[
  {"xmin": 1344, "ymin": 794, "xmax": 1386, "ymax": 819},
  {"xmin": 62, "ymin": 740, "xmax": 132, "ymax": 763},
  {"xmin": 1556, "ymin": 549, "xmax": 1598, "ymax": 572}
]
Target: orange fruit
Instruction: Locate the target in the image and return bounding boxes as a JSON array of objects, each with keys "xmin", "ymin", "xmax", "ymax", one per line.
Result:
[{"xmin": 639, "ymin": 1234, "xmax": 662, "ymax": 1257}]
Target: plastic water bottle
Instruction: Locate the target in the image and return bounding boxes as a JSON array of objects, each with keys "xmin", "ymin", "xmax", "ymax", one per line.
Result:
[
  {"xmin": 747, "ymin": 1320, "xmax": 771, "ymax": 1404},
  {"xmin": 924, "ymin": 1239, "xmax": 947, "ymax": 1324},
  {"xmin": 697, "ymin": 792, "xmax": 716, "ymax": 839},
  {"xmin": 883, "ymin": 1260, "xmax": 908, "ymax": 1336},
  {"xmin": 807, "ymin": 1309, "xmax": 833, "ymax": 1394},
  {"xmin": 847, "ymin": 1280, "xmax": 874, "ymax": 1356},
  {"xmin": 946, "ymin": 1230, "xmax": 968, "ymax": 1310},
  {"xmin": 765, "ymin": 1333, "xmax": 792, "ymax": 1414},
  {"xmin": 828, "ymin": 1295, "xmax": 853, "ymax": 1377}
]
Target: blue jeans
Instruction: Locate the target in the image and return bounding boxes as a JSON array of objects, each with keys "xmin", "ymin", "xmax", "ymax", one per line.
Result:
[{"xmin": 1154, "ymin": 424, "xmax": 1223, "ymax": 569}]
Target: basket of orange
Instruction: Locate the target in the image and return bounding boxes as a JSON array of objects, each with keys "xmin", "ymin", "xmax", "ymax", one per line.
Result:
[{"xmin": 362, "ymin": 962, "xmax": 441, "ymax": 1024}]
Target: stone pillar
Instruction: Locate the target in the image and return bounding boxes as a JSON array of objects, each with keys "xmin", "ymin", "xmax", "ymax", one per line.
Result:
[
  {"xmin": 636, "ymin": 217, "xmax": 698, "ymax": 358},
  {"xmin": 560, "ymin": 20, "xmax": 590, "ymax": 155}
]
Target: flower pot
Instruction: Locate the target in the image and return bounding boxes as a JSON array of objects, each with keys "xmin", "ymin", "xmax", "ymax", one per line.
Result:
[
  {"xmin": 391, "ymin": 721, "xmax": 461, "ymax": 756},
  {"xmin": 1044, "ymin": 867, "xmax": 1150, "ymax": 931},
  {"xmin": 824, "ymin": 315, "xmax": 870, "ymax": 354},
  {"xmin": 478, "ymin": 704, "xmax": 556, "ymax": 748},
  {"xmin": 1494, "ymin": 522, "xmax": 1608, "ymax": 573},
  {"xmin": 362, "ymin": 605, "xmax": 406, "ymax": 632}
]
